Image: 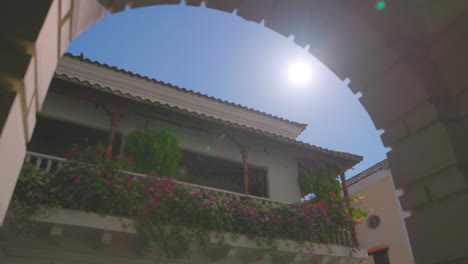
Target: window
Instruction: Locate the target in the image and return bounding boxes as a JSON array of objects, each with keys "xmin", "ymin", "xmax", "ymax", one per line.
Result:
[
  {"xmin": 178, "ymin": 150, "xmax": 268, "ymax": 197},
  {"xmin": 28, "ymin": 116, "xmax": 122, "ymax": 156},
  {"xmin": 372, "ymin": 249, "xmax": 390, "ymax": 264}
]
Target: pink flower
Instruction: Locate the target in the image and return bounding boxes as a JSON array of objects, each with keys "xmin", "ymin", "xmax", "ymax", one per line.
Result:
[
  {"xmin": 104, "ymin": 179, "xmax": 112, "ymax": 185},
  {"xmin": 75, "ymin": 179, "xmax": 81, "ymax": 184},
  {"xmin": 148, "ymin": 198, "xmax": 156, "ymax": 204},
  {"xmin": 175, "ymin": 216, "xmax": 181, "ymax": 221},
  {"xmin": 58, "ymin": 192, "xmax": 64, "ymax": 197},
  {"xmin": 28, "ymin": 199, "xmax": 35, "ymax": 204},
  {"xmin": 256, "ymin": 257, "xmax": 263, "ymax": 261},
  {"xmin": 126, "ymin": 176, "xmax": 133, "ymax": 181},
  {"xmin": 63, "ymin": 153, "xmax": 70, "ymax": 158}
]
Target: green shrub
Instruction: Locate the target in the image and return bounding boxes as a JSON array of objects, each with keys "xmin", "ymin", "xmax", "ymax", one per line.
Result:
[
  {"xmin": 123, "ymin": 125, "xmax": 181, "ymax": 177},
  {"xmin": 8, "ymin": 144, "xmax": 368, "ymax": 258},
  {"xmin": 298, "ymin": 166, "xmax": 342, "ymax": 201},
  {"xmin": 6, "ymin": 163, "xmax": 60, "ymax": 234}
]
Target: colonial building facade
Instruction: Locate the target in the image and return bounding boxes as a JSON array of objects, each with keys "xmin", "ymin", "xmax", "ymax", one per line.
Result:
[{"xmin": 1, "ymin": 54, "xmax": 368, "ymax": 264}]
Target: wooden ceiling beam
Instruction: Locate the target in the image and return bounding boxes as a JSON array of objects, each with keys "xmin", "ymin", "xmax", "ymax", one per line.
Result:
[{"xmin": 50, "ymin": 77, "xmax": 357, "ymax": 170}]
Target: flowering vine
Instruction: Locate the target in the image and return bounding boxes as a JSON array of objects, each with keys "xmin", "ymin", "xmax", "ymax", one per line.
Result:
[{"xmin": 7, "ymin": 144, "xmax": 367, "ymax": 259}]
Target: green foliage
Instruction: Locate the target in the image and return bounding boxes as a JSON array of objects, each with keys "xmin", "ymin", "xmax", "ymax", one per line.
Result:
[
  {"xmin": 298, "ymin": 166, "xmax": 342, "ymax": 201},
  {"xmin": 55, "ymin": 143, "xmax": 143, "ymax": 216},
  {"xmin": 123, "ymin": 125, "xmax": 181, "ymax": 177},
  {"xmin": 8, "ymin": 145, "xmax": 368, "ymax": 259},
  {"xmin": 349, "ymin": 195, "xmax": 370, "ymax": 224},
  {"xmin": 6, "ymin": 163, "xmax": 60, "ymax": 234},
  {"xmin": 7, "ymin": 144, "xmax": 141, "ymax": 232}
]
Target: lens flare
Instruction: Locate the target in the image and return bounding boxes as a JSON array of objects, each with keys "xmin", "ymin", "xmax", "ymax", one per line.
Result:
[
  {"xmin": 178, "ymin": 167, "xmax": 188, "ymax": 177},
  {"xmin": 376, "ymin": 1, "xmax": 386, "ymax": 11}
]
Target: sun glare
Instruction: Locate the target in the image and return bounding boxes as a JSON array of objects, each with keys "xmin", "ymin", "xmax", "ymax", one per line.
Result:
[{"xmin": 287, "ymin": 61, "xmax": 312, "ymax": 86}]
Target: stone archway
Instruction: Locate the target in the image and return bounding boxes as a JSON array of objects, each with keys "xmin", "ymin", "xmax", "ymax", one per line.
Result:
[{"xmin": 1, "ymin": 1, "xmax": 466, "ymax": 263}]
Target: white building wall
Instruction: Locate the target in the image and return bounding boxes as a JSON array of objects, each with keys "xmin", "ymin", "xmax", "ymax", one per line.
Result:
[{"xmin": 39, "ymin": 92, "xmax": 300, "ymax": 203}]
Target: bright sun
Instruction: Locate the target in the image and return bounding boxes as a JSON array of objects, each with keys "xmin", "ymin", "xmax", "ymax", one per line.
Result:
[{"xmin": 287, "ymin": 61, "xmax": 313, "ymax": 85}]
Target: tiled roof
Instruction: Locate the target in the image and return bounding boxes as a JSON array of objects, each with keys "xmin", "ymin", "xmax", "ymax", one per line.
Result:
[
  {"xmin": 62, "ymin": 53, "xmax": 308, "ymax": 132},
  {"xmin": 55, "ymin": 54, "xmax": 362, "ymax": 164},
  {"xmin": 346, "ymin": 159, "xmax": 389, "ymax": 186}
]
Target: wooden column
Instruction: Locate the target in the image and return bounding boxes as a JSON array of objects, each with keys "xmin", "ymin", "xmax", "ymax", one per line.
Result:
[
  {"xmin": 104, "ymin": 104, "xmax": 128, "ymax": 155},
  {"xmin": 240, "ymin": 146, "xmax": 250, "ymax": 195},
  {"xmin": 340, "ymin": 173, "xmax": 351, "ymax": 207},
  {"xmin": 340, "ymin": 172, "xmax": 357, "ymax": 245},
  {"xmin": 230, "ymin": 134, "xmax": 254, "ymax": 195}
]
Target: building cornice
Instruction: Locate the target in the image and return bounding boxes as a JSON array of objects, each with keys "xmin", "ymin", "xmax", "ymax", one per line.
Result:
[{"xmin": 55, "ymin": 55, "xmax": 306, "ymax": 139}]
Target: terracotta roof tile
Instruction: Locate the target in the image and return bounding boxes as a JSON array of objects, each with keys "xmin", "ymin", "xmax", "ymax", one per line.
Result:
[
  {"xmin": 346, "ymin": 159, "xmax": 389, "ymax": 186},
  {"xmin": 55, "ymin": 72, "xmax": 362, "ymax": 164},
  {"xmin": 63, "ymin": 53, "xmax": 308, "ymax": 132}
]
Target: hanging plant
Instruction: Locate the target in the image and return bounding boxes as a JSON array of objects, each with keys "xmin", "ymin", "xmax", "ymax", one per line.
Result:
[
  {"xmin": 124, "ymin": 124, "xmax": 181, "ymax": 177},
  {"xmin": 8, "ymin": 145, "xmax": 369, "ymax": 259},
  {"xmin": 298, "ymin": 166, "xmax": 341, "ymax": 201}
]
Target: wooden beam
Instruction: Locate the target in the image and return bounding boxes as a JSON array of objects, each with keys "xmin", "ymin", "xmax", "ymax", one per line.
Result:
[
  {"xmin": 295, "ymin": 151, "xmax": 352, "ymax": 171},
  {"xmin": 340, "ymin": 173, "xmax": 357, "ymax": 246},
  {"xmin": 51, "ymin": 78, "xmax": 359, "ymax": 169},
  {"xmin": 229, "ymin": 133, "xmax": 255, "ymax": 195},
  {"xmin": 340, "ymin": 173, "xmax": 351, "ymax": 203},
  {"xmin": 241, "ymin": 147, "xmax": 250, "ymax": 195},
  {"xmin": 104, "ymin": 104, "xmax": 128, "ymax": 155}
]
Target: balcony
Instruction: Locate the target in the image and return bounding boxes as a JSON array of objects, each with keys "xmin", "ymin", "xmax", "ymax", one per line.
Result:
[{"xmin": 1, "ymin": 151, "xmax": 368, "ymax": 264}]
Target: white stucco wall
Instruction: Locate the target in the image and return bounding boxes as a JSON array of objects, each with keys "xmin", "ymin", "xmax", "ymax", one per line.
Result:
[{"xmin": 39, "ymin": 92, "xmax": 300, "ymax": 203}]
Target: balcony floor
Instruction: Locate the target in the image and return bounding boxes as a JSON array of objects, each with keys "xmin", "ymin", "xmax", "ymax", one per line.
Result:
[{"xmin": 1, "ymin": 209, "xmax": 367, "ymax": 264}]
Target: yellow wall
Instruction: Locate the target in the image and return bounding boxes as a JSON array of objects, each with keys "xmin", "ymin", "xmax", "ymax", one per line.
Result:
[{"xmin": 352, "ymin": 172, "xmax": 413, "ymax": 264}]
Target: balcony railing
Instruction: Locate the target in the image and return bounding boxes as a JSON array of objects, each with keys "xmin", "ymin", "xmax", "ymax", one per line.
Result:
[
  {"xmin": 23, "ymin": 151, "xmax": 355, "ymax": 248},
  {"xmin": 25, "ymin": 151, "xmax": 285, "ymax": 208}
]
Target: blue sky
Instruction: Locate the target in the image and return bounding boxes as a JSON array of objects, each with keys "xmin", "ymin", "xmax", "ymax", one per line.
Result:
[{"xmin": 67, "ymin": 4, "xmax": 388, "ymax": 178}]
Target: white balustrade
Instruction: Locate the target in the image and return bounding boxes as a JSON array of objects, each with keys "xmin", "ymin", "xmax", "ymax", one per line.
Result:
[
  {"xmin": 26, "ymin": 151, "xmax": 66, "ymax": 172},
  {"xmin": 23, "ymin": 151, "xmax": 354, "ymax": 247},
  {"xmin": 24, "ymin": 152, "xmax": 287, "ymax": 208}
]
